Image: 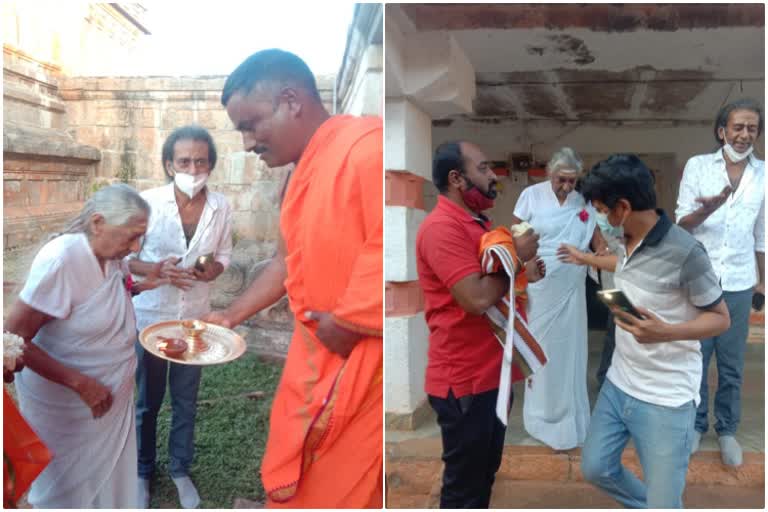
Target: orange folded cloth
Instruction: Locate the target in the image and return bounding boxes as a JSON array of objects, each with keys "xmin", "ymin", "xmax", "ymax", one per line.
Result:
[
  {"xmin": 480, "ymin": 226, "xmax": 547, "ymax": 382},
  {"xmin": 3, "ymin": 388, "xmax": 52, "ymax": 508}
]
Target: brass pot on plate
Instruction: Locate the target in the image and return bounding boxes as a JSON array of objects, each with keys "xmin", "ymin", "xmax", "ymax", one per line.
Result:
[{"xmin": 181, "ymin": 320, "xmax": 209, "ymax": 353}]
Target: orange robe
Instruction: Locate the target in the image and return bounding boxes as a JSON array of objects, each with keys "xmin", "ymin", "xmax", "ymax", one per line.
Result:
[
  {"xmin": 4, "ymin": 388, "xmax": 52, "ymax": 508},
  {"xmin": 262, "ymin": 115, "xmax": 383, "ymax": 508}
]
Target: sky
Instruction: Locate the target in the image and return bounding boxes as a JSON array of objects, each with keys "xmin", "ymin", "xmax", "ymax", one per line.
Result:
[{"xmin": 125, "ymin": 2, "xmax": 358, "ymax": 76}]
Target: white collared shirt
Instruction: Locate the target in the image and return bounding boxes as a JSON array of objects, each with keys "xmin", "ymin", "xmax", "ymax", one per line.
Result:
[
  {"xmin": 131, "ymin": 183, "xmax": 233, "ymax": 331},
  {"xmin": 675, "ymin": 149, "xmax": 765, "ymax": 292}
]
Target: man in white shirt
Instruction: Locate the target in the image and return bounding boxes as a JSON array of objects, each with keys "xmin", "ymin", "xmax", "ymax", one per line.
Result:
[
  {"xmin": 676, "ymin": 98, "xmax": 765, "ymax": 466},
  {"xmin": 128, "ymin": 126, "xmax": 233, "ymax": 508},
  {"xmin": 577, "ymin": 154, "xmax": 730, "ymax": 508}
]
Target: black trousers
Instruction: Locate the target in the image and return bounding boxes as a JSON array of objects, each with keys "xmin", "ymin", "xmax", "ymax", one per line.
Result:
[
  {"xmin": 596, "ymin": 312, "xmax": 616, "ymax": 390},
  {"xmin": 428, "ymin": 388, "xmax": 509, "ymax": 508}
]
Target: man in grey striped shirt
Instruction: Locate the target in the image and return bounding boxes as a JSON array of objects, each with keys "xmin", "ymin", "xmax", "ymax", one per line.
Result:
[{"xmin": 575, "ymin": 154, "xmax": 731, "ymax": 508}]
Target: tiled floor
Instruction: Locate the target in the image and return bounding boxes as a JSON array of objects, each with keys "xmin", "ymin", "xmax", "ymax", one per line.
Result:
[{"xmin": 387, "ymin": 328, "xmax": 765, "ymax": 455}]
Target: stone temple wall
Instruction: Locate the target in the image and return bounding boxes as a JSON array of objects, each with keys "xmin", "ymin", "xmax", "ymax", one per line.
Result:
[
  {"xmin": 4, "ymin": 46, "xmax": 335, "ymax": 356},
  {"xmin": 3, "ymin": 47, "xmax": 101, "ymax": 250},
  {"xmin": 2, "ymin": 2, "xmax": 149, "ymax": 78},
  {"xmin": 58, "ymin": 74, "xmax": 335, "ymax": 244}
]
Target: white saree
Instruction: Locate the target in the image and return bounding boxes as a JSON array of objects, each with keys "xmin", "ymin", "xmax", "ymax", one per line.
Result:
[
  {"xmin": 514, "ymin": 182, "xmax": 596, "ymax": 450},
  {"xmin": 14, "ymin": 234, "xmax": 138, "ymax": 508}
]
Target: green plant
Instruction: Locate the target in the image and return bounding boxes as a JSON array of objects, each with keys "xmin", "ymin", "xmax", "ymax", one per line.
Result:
[
  {"xmin": 90, "ymin": 180, "xmax": 109, "ymax": 195},
  {"xmin": 117, "ymin": 147, "xmax": 137, "ymax": 183}
]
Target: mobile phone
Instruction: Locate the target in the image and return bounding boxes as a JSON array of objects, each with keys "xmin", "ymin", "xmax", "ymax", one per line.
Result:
[
  {"xmin": 597, "ymin": 289, "xmax": 645, "ymax": 320},
  {"xmin": 753, "ymin": 292, "xmax": 765, "ymax": 312}
]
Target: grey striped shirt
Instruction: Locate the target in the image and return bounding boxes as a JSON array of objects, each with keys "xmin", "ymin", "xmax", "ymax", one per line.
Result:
[{"xmin": 607, "ymin": 210, "xmax": 723, "ymax": 407}]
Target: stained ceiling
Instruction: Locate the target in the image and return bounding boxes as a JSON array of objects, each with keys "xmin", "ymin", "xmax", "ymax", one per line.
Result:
[{"xmin": 391, "ymin": 4, "xmax": 765, "ymax": 123}]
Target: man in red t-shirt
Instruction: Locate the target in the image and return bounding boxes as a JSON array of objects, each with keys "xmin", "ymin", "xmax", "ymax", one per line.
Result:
[{"xmin": 416, "ymin": 141, "xmax": 542, "ymax": 508}]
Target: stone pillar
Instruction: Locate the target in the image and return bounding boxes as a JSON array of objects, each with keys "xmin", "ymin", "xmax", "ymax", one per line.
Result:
[
  {"xmin": 340, "ymin": 44, "xmax": 383, "ymax": 116},
  {"xmin": 334, "ymin": 4, "xmax": 383, "ymax": 116},
  {"xmin": 384, "ymin": 99, "xmax": 432, "ymax": 429},
  {"xmin": 385, "ymin": 13, "xmax": 476, "ymax": 429}
]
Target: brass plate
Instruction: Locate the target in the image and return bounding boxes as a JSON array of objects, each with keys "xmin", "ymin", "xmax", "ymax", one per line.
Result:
[{"xmin": 139, "ymin": 320, "xmax": 247, "ymax": 366}]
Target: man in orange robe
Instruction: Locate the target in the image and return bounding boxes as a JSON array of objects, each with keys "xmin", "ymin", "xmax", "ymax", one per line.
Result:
[{"xmin": 205, "ymin": 49, "xmax": 382, "ymax": 508}]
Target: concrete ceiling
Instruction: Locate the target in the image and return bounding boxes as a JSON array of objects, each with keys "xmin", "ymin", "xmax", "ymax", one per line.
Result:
[{"xmin": 390, "ymin": 4, "xmax": 765, "ymax": 122}]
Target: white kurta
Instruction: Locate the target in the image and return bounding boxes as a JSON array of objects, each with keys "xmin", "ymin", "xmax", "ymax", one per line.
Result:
[
  {"xmin": 131, "ymin": 184, "xmax": 233, "ymax": 331},
  {"xmin": 14, "ymin": 233, "xmax": 138, "ymax": 508},
  {"xmin": 514, "ymin": 182, "xmax": 596, "ymax": 450}
]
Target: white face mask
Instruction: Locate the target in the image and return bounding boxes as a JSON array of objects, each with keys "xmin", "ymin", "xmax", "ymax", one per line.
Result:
[
  {"xmin": 721, "ymin": 131, "xmax": 754, "ymax": 163},
  {"xmin": 174, "ymin": 172, "xmax": 209, "ymax": 199},
  {"xmin": 595, "ymin": 211, "xmax": 624, "ymax": 240}
]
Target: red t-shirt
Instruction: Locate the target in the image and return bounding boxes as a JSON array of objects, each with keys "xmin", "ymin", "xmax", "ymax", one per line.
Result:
[{"xmin": 416, "ymin": 195, "xmax": 501, "ymax": 399}]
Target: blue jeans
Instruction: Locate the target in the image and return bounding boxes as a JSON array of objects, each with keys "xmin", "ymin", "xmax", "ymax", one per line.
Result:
[
  {"xmin": 695, "ymin": 288, "xmax": 753, "ymax": 436},
  {"xmin": 581, "ymin": 379, "xmax": 695, "ymax": 509},
  {"xmin": 135, "ymin": 340, "xmax": 202, "ymax": 478}
]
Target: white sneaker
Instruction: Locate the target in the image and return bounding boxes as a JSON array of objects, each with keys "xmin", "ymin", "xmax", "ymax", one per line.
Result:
[
  {"xmin": 172, "ymin": 475, "xmax": 201, "ymax": 509},
  {"xmin": 138, "ymin": 477, "xmax": 150, "ymax": 508},
  {"xmin": 719, "ymin": 435, "xmax": 743, "ymax": 467}
]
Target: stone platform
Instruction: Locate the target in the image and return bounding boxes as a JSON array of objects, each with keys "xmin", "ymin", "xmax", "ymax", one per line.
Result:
[{"xmin": 386, "ymin": 329, "xmax": 765, "ymax": 508}]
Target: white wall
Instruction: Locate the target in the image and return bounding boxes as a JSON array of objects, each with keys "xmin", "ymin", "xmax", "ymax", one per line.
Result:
[
  {"xmin": 385, "ymin": 314, "xmax": 430, "ymax": 413},
  {"xmin": 385, "ymin": 99, "xmax": 433, "ymax": 178},
  {"xmin": 340, "ymin": 45, "xmax": 383, "ymax": 116}
]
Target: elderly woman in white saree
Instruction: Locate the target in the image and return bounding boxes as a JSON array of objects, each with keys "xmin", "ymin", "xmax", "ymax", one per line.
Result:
[
  {"xmin": 511, "ymin": 148, "xmax": 606, "ymax": 450},
  {"xmin": 5, "ymin": 184, "xmax": 165, "ymax": 508}
]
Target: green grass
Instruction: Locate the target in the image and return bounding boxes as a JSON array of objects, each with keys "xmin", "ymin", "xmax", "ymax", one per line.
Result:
[{"xmin": 147, "ymin": 353, "xmax": 283, "ymax": 509}]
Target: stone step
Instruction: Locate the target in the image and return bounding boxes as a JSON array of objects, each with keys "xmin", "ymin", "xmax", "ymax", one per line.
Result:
[
  {"xmin": 387, "ymin": 439, "xmax": 764, "ymax": 502},
  {"xmin": 387, "ymin": 479, "xmax": 766, "ymax": 509}
]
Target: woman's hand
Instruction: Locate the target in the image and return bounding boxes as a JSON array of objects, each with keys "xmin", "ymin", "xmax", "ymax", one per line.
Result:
[
  {"xmin": 73, "ymin": 374, "xmax": 114, "ymax": 418},
  {"xmin": 132, "ymin": 260, "xmax": 171, "ymax": 293},
  {"xmin": 3, "ymin": 356, "xmax": 24, "ymax": 383}
]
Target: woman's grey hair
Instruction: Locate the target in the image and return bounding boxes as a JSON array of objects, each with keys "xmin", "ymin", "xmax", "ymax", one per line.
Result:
[
  {"xmin": 547, "ymin": 147, "xmax": 583, "ymax": 175},
  {"xmin": 16, "ymin": 184, "xmax": 151, "ymax": 294},
  {"xmin": 60, "ymin": 183, "xmax": 150, "ymax": 237}
]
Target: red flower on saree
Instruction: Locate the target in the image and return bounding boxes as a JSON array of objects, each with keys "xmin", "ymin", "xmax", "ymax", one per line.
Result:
[
  {"xmin": 578, "ymin": 209, "xmax": 589, "ymax": 223},
  {"xmin": 124, "ymin": 274, "xmax": 134, "ymax": 293}
]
